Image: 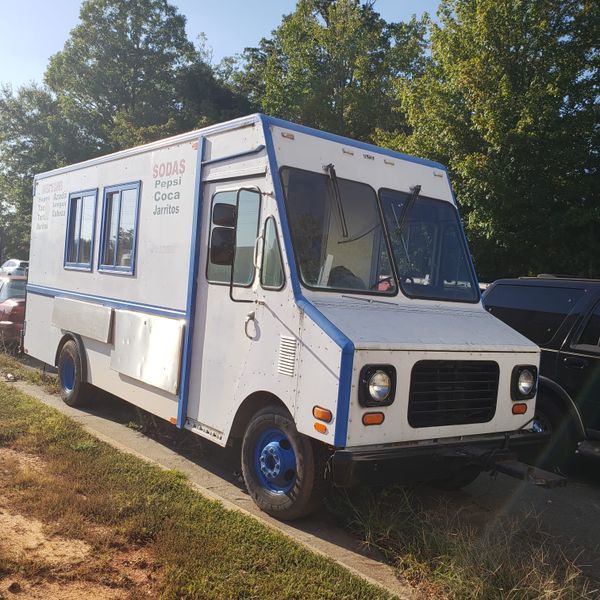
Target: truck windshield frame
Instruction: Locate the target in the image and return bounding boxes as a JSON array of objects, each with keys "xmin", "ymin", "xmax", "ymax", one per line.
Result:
[
  {"xmin": 379, "ymin": 188, "xmax": 479, "ymax": 303},
  {"xmin": 280, "ymin": 166, "xmax": 398, "ymax": 296}
]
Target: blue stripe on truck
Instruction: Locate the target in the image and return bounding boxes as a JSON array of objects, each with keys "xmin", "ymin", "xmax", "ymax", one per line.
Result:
[
  {"xmin": 26, "ymin": 283, "xmax": 185, "ymax": 318},
  {"xmin": 260, "ymin": 115, "xmax": 354, "ymax": 448},
  {"xmin": 177, "ymin": 135, "xmax": 206, "ymax": 428}
]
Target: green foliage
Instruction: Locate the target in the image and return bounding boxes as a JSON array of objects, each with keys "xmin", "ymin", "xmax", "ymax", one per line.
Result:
[
  {"xmin": 44, "ymin": 0, "xmax": 196, "ymax": 152},
  {"xmin": 0, "ymin": 84, "xmax": 93, "ymax": 259},
  {"xmin": 229, "ymin": 0, "xmax": 428, "ymax": 140},
  {"xmin": 0, "ymin": 0, "xmax": 597, "ymax": 278},
  {"xmin": 0, "ymin": 0, "xmax": 249, "ymax": 260},
  {"xmin": 380, "ymin": 0, "xmax": 600, "ymax": 280}
]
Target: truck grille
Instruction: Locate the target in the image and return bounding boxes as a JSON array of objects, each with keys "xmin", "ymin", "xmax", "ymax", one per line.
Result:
[{"xmin": 408, "ymin": 360, "xmax": 499, "ymax": 428}]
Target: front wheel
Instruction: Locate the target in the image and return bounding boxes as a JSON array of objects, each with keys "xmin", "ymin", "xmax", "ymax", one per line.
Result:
[{"xmin": 241, "ymin": 406, "xmax": 326, "ymax": 521}]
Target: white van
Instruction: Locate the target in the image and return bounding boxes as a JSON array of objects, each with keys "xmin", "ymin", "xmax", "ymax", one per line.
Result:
[{"xmin": 24, "ymin": 114, "xmax": 552, "ymax": 520}]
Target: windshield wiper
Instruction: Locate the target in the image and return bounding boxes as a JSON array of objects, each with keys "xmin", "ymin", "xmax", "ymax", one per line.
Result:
[
  {"xmin": 392, "ymin": 184, "xmax": 421, "ymax": 276},
  {"xmin": 324, "ymin": 163, "xmax": 349, "ymax": 238},
  {"xmin": 337, "ymin": 223, "xmax": 379, "ymax": 245},
  {"xmin": 396, "ymin": 184, "xmax": 421, "ymax": 232}
]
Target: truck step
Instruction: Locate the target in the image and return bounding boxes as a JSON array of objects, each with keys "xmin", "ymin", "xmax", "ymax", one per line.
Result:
[
  {"xmin": 577, "ymin": 440, "xmax": 600, "ymax": 460},
  {"xmin": 493, "ymin": 459, "xmax": 567, "ymax": 488}
]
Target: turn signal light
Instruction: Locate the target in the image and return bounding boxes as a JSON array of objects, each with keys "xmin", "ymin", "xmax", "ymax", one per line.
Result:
[
  {"xmin": 512, "ymin": 403, "xmax": 527, "ymax": 415},
  {"xmin": 314, "ymin": 422, "xmax": 327, "ymax": 434},
  {"xmin": 312, "ymin": 406, "xmax": 332, "ymax": 423},
  {"xmin": 362, "ymin": 412, "xmax": 385, "ymax": 426},
  {"xmin": 169, "ymin": 417, "xmax": 177, "ymax": 425}
]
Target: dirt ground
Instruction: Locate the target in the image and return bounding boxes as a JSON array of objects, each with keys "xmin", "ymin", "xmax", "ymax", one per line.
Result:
[{"xmin": 0, "ymin": 448, "xmax": 156, "ymax": 600}]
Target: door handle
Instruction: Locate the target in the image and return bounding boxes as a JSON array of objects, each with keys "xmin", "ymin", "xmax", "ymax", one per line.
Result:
[
  {"xmin": 244, "ymin": 311, "xmax": 256, "ymax": 340},
  {"xmin": 563, "ymin": 356, "xmax": 588, "ymax": 369},
  {"xmin": 253, "ymin": 234, "xmax": 264, "ymax": 270}
]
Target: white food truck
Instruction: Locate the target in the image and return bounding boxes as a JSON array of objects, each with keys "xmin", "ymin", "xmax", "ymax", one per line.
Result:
[{"xmin": 25, "ymin": 114, "xmax": 556, "ymax": 520}]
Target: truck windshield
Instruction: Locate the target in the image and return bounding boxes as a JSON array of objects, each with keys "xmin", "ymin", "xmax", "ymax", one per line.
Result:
[
  {"xmin": 281, "ymin": 167, "xmax": 396, "ymax": 294},
  {"xmin": 379, "ymin": 188, "xmax": 478, "ymax": 302}
]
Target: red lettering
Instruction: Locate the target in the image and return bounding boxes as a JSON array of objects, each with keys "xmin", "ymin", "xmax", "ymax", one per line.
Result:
[{"xmin": 153, "ymin": 159, "xmax": 186, "ymax": 179}]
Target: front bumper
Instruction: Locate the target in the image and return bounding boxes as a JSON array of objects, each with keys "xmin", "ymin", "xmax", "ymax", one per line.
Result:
[{"xmin": 330, "ymin": 430, "xmax": 548, "ymax": 487}]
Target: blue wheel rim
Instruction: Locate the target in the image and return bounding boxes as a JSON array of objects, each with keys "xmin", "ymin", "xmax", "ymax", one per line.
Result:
[
  {"xmin": 254, "ymin": 427, "xmax": 297, "ymax": 494},
  {"xmin": 60, "ymin": 355, "xmax": 76, "ymax": 392}
]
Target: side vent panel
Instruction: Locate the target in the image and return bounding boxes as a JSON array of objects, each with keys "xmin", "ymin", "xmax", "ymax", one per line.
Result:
[{"xmin": 278, "ymin": 336, "xmax": 297, "ymax": 377}]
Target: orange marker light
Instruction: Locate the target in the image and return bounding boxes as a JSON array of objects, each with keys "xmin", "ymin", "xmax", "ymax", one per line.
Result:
[
  {"xmin": 314, "ymin": 422, "xmax": 327, "ymax": 434},
  {"xmin": 312, "ymin": 406, "xmax": 333, "ymax": 423},
  {"xmin": 512, "ymin": 403, "xmax": 527, "ymax": 415},
  {"xmin": 169, "ymin": 417, "xmax": 177, "ymax": 425},
  {"xmin": 362, "ymin": 412, "xmax": 385, "ymax": 426}
]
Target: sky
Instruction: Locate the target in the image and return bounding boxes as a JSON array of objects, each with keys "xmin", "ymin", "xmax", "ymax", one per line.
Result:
[{"xmin": 0, "ymin": 0, "xmax": 440, "ymax": 89}]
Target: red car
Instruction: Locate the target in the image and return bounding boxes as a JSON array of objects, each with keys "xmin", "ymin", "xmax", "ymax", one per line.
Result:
[{"xmin": 0, "ymin": 275, "xmax": 26, "ymax": 348}]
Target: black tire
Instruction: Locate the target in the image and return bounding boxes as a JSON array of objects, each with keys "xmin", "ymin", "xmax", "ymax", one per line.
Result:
[
  {"xmin": 433, "ymin": 466, "xmax": 481, "ymax": 491},
  {"xmin": 57, "ymin": 340, "xmax": 90, "ymax": 407},
  {"xmin": 525, "ymin": 393, "xmax": 579, "ymax": 472},
  {"xmin": 241, "ymin": 405, "xmax": 326, "ymax": 521}
]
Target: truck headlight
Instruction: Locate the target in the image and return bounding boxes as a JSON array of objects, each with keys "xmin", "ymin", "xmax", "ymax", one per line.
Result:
[
  {"xmin": 369, "ymin": 370, "xmax": 391, "ymax": 401},
  {"xmin": 511, "ymin": 365, "xmax": 538, "ymax": 400},
  {"xmin": 359, "ymin": 365, "xmax": 396, "ymax": 407}
]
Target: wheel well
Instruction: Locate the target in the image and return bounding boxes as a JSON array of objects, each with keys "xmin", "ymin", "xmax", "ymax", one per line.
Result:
[
  {"xmin": 55, "ymin": 334, "xmax": 88, "ymax": 382},
  {"xmin": 228, "ymin": 391, "xmax": 291, "ymax": 442},
  {"xmin": 537, "ymin": 384, "xmax": 566, "ymax": 412},
  {"xmin": 537, "ymin": 379, "xmax": 585, "ymax": 438}
]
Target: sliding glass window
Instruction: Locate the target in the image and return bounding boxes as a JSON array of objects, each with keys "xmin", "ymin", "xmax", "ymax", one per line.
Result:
[{"xmin": 64, "ymin": 189, "xmax": 98, "ymax": 271}]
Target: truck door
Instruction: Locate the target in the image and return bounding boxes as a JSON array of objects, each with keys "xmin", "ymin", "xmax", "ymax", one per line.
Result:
[
  {"xmin": 556, "ymin": 301, "xmax": 600, "ymax": 433},
  {"xmin": 185, "ymin": 178, "xmax": 264, "ymax": 439}
]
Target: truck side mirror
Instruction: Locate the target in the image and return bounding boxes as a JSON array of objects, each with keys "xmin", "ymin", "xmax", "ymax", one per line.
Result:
[
  {"xmin": 212, "ymin": 203, "xmax": 237, "ymax": 227},
  {"xmin": 210, "ymin": 227, "xmax": 235, "ymax": 265}
]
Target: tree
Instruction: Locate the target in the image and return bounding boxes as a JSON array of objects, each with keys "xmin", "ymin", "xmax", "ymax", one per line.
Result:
[
  {"xmin": 228, "ymin": 0, "xmax": 428, "ymax": 141},
  {"xmin": 0, "ymin": 84, "xmax": 91, "ymax": 259},
  {"xmin": 380, "ymin": 0, "xmax": 600, "ymax": 279},
  {"xmin": 175, "ymin": 57, "xmax": 252, "ymax": 132},
  {"xmin": 0, "ymin": 0, "xmax": 251, "ymax": 258},
  {"xmin": 44, "ymin": 0, "xmax": 197, "ymax": 152}
]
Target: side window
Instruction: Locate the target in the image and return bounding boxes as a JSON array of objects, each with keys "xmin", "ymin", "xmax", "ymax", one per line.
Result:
[
  {"xmin": 207, "ymin": 189, "xmax": 261, "ymax": 286},
  {"xmin": 99, "ymin": 182, "xmax": 140, "ymax": 274},
  {"xmin": 484, "ymin": 284, "xmax": 584, "ymax": 345},
  {"xmin": 576, "ymin": 304, "xmax": 600, "ymax": 350},
  {"xmin": 65, "ymin": 189, "xmax": 97, "ymax": 270},
  {"xmin": 260, "ymin": 217, "xmax": 285, "ymax": 290}
]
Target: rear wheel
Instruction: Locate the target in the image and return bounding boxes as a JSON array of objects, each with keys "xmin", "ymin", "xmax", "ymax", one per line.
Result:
[
  {"xmin": 57, "ymin": 340, "xmax": 90, "ymax": 407},
  {"xmin": 241, "ymin": 406, "xmax": 325, "ymax": 521}
]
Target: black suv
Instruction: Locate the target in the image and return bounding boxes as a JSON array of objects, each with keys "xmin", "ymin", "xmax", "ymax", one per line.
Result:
[{"xmin": 483, "ymin": 276, "xmax": 600, "ymax": 469}]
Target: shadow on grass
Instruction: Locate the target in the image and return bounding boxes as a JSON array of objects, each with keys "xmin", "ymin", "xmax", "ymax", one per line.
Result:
[{"xmin": 328, "ymin": 485, "xmax": 596, "ymax": 599}]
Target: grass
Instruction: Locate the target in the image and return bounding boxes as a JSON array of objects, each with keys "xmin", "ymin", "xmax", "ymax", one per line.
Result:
[
  {"xmin": 0, "ymin": 353, "xmax": 596, "ymax": 599},
  {"xmin": 0, "ymin": 384, "xmax": 389, "ymax": 599},
  {"xmin": 0, "ymin": 353, "xmax": 59, "ymax": 394},
  {"xmin": 328, "ymin": 485, "xmax": 595, "ymax": 599}
]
